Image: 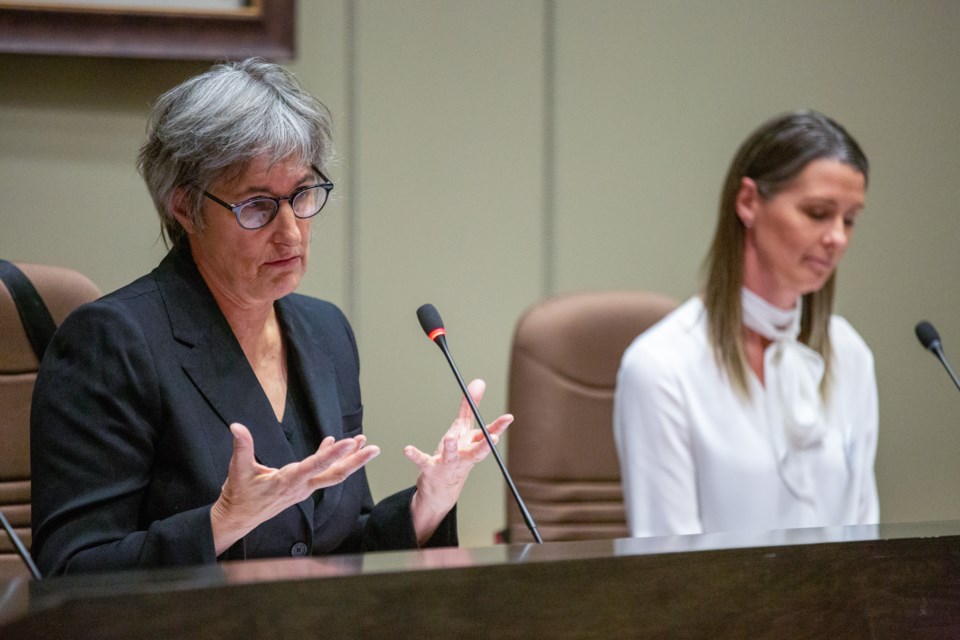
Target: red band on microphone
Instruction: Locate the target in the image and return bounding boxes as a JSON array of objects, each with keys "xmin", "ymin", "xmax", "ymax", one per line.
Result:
[{"xmin": 428, "ymin": 327, "xmax": 446, "ymax": 342}]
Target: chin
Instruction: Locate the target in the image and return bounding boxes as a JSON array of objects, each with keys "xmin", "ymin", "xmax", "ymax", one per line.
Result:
[
  {"xmin": 272, "ymin": 275, "xmax": 303, "ymax": 299},
  {"xmin": 799, "ymin": 277, "xmax": 831, "ymax": 296}
]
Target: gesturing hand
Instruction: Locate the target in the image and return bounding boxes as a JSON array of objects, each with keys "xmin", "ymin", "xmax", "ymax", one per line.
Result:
[
  {"xmin": 210, "ymin": 422, "xmax": 380, "ymax": 555},
  {"xmin": 403, "ymin": 379, "xmax": 513, "ymax": 544}
]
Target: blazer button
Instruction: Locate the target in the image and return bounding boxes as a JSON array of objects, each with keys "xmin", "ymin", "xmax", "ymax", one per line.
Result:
[{"xmin": 290, "ymin": 542, "xmax": 309, "ymax": 557}]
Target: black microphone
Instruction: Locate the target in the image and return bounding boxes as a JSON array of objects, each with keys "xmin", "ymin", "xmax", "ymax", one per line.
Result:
[
  {"xmin": 0, "ymin": 509, "xmax": 41, "ymax": 580},
  {"xmin": 416, "ymin": 304, "xmax": 543, "ymax": 544},
  {"xmin": 915, "ymin": 321, "xmax": 960, "ymax": 393}
]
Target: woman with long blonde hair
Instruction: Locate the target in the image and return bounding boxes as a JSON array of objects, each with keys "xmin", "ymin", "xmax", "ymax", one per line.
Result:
[{"xmin": 614, "ymin": 110, "xmax": 878, "ymax": 537}]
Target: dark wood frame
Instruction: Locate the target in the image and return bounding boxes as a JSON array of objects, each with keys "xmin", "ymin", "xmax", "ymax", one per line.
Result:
[{"xmin": 0, "ymin": 0, "xmax": 295, "ymax": 61}]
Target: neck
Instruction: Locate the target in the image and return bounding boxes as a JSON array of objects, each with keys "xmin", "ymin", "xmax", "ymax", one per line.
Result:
[
  {"xmin": 221, "ymin": 298, "xmax": 286, "ymax": 403},
  {"xmin": 741, "ymin": 250, "xmax": 800, "ymax": 310},
  {"xmin": 221, "ymin": 301, "xmax": 277, "ymax": 351},
  {"xmin": 192, "ymin": 259, "xmax": 280, "ymax": 361},
  {"xmin": 189, "ymin": 248, "xmax": 275, "ymax": 338}
]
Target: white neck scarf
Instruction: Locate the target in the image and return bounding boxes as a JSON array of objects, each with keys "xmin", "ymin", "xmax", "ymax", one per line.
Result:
[{"xmin": 741, "ymin": 287, "xmax": 826, "ymax": 503}]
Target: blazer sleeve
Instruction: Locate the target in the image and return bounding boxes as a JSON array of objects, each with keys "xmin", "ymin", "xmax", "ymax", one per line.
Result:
[
  {"xmin": 30, "ymin": 301, "xmax": 218, "ymax": 576},
  {"xmin": 361, "ymin": 487, "xmax": 458, "ymax": 551}
]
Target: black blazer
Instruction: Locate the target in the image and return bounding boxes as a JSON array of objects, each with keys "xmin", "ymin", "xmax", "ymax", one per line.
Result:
[{"xmin": 31, "ymin": 245, "xmax": 455, "ymax": 576}]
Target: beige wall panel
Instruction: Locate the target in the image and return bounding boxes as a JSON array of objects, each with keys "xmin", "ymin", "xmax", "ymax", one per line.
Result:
[
  {"xmin": 351, "ymin": 1, "xmax": 544, "ymax": 547},
  {"xmin": 553, "ymin": 1, "xmax": 960, "ymax": 525},
  {"xmin": 288, "ymin": 0, "xmax": 351, "ymax": 308},
  {"xmin": 0, "ymin": 58, "xmax": 208, "ymax": 292}
]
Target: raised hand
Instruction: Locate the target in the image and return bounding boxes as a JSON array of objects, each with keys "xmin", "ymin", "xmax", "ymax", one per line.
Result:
[
  {"xmin": 210, "ymin": 422, "xmax": 380, "ymax": 555},
  {"xmin": 403, "ymin": 379, "xmax": 513, "ymax": 545}
]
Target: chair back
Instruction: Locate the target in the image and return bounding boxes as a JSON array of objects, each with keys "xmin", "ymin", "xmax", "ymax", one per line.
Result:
[
  {"xmin": 0, "ymin": 262, "xmax": 100, "ymax": 579},
  {"xmin": 505, "ymin": 290, "xmax": 677, "ymax": 542}
]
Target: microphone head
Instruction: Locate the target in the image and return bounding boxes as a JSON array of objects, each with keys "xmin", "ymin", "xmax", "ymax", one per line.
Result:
[
  {"xmin": 417, "ymin": 304, "xmax": 446, "ymax": 343},
  {"xmin": 915, "ymin": 321, "xmax": 942, "ymax": 352}
]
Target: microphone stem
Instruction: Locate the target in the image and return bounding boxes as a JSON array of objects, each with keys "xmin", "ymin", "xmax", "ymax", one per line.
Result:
[
  {"xmin": 933, "ymin": 346, "xmax": 960, "ymax": 393},
  {"xmin": 436, "ymin": 339, "xmax": 543, "ymax": 544},
  {"xmin": 0, "ymin": 509, "xmax": 41, "ymax": 580}
]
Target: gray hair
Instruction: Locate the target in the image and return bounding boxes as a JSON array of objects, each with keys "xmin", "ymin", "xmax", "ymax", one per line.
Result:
[{"xmin": 137, "ymin": 58, "xmax": 334, "ymax": 246}]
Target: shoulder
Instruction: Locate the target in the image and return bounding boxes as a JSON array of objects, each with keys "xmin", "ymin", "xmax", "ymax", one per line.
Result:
[
  {"xmin": 55, "ymin": 273, "xmax": 161, "ymax": 341},
  {"xmin": 829, "ymin": 314, "xmax": 874, "ymax": 369},
  {"xmin": 620, "ymin": 297, "xmax": 708, "ymax": 381},
  {"xmin": 37, "ymin": 274, "xmax": 164, "ymax": 411}
]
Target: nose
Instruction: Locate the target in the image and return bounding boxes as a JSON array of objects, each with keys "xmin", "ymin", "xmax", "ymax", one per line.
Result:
[
  {"xmin": 823, "ymin": 216, "xmax": 849, "ymax": 251},
  {"xmin": 272, "ymin": 199, "xmax": 303, "ymax": 243}
]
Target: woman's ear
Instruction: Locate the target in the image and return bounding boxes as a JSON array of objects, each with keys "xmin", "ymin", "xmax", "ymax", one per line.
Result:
[
  {"xmin": 735, "ymin": 177, "xmax": 760, "ymax": 229},
  {"xmin": 169, "ymin": 187, "xmax": 196, "ymax": 235}
]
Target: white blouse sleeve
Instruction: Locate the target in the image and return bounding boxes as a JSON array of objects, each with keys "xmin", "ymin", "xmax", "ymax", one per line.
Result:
[
  {"xmin": 614, "ymin": 342, "xmax": 701, "ymax": 537},
  {"xmin": 855, "ymin": 347, "xmax": 880, "ymax": 524},
  {"xmin": 832, "ymin": 316, "xmax": 880, "ymax": 525}
]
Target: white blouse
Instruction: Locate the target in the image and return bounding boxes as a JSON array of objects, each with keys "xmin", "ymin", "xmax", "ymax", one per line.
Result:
[{"xmin": 613, "ymin": 297, "xmax": 879, "ymax": 538}]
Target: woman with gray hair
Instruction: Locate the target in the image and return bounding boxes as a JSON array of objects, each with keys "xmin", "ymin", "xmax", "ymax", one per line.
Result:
[
  {"xmin": 614, "ymin": 110, "xmax": 879, "ymax": 537},
  {"xmin": 30, "ymin": 58, "xmax": 511, "ymax": 575}
]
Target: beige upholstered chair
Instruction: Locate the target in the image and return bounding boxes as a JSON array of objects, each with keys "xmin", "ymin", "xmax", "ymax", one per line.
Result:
[
  {"xmin": 0, "ymin": 262, "xmax": 100, "ymax": 579},
  {"xmin": 504, "ymin": 290, "xmax": 677, "ymax": 543}
]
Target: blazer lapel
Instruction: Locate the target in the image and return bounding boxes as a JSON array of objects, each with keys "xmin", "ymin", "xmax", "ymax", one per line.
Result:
[
  {"xmin": 277, "ymin": 298, "xmax": 345, "ymax": 441},
  {"xmin": 276, "ymin": 296, "xmax": 347, "ymax": 532}
]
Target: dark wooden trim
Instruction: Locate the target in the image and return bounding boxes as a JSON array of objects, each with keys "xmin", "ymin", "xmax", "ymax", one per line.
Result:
[
  {"xmin": 4, "ymin": 522, "xmax": 960, "ymax": 638},
  {"xmin": 0, "ymin": 0, "xmax": 295, "ymax": 61}
]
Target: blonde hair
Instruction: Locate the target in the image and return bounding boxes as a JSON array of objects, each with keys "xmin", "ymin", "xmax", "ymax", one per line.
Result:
[{"xmin": 702, "ymin": 110, "xmax": 868, "ymax": 398}]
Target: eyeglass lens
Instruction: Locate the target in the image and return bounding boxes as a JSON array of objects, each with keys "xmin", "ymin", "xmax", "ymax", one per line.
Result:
[{"xmin": 236, "ymin": 186, "xmax": 329, "ymax": 230}]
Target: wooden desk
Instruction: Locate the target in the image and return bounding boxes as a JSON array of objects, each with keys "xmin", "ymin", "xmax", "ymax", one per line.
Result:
[{"xmin": 2, "ymin": 520, "xmax": 959, "ymax": 638}]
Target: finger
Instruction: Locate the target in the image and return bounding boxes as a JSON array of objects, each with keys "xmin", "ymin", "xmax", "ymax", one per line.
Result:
[
  {"xmin": 403, "ymin": 445, "xmax": 433, "ymax": 470},
  {"xmin": 442, "ymin": 435, "xmax": 459, "ymax": 464},
  {"xmin": 465, "ymin": 416, "xmax": 510, "ymax": 444},
  {"xmin": 473, "ymin": 435, "xmax": 496, "ymax": 461},
  {"xmin": 306, "ymin": 445, "xmax": 380, "ymax": 490},
  {"xmin": 314, "ymin": 435, "xmax": 337, "ymax": 452},
  {"xmin": 315, "ymin": 436, "xmax": 365, "ymax": 464},
  {"xmin": 465, "ymin": 431, "xmax": 498, "ymax": 454},
  {"xmin": 228, "ymin": 423, "xmax": 257, "ymax": 472},
  {"xmin": 486, "ymin": 414, "xmax": 514, "ymax": 437},
  {"xmin": 466, "ymin": 378, "xmax": 487, "ymax": 405},
  {"xmin": 466, "ymin": 428, "xmax": 498, "ymax": 444},
  {"xmin": 294, "ymin": 437, "xmax": 365, "ymax": 483},
  {"xmin": 229, "ymin": 421, "xmax": 253, "ymax": 448},
  {"xmin": 454, "ymin": 379, "xmax": 486, "ymax": 426},
  {"xmin": 453, "ymin": 394, "xmax": 474, "ymax": 429}
]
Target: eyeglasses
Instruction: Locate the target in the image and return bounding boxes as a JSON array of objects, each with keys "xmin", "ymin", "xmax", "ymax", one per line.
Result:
[{"xmin": 202, "ymin": 166, "xmax": 334, "ymax": 230}]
